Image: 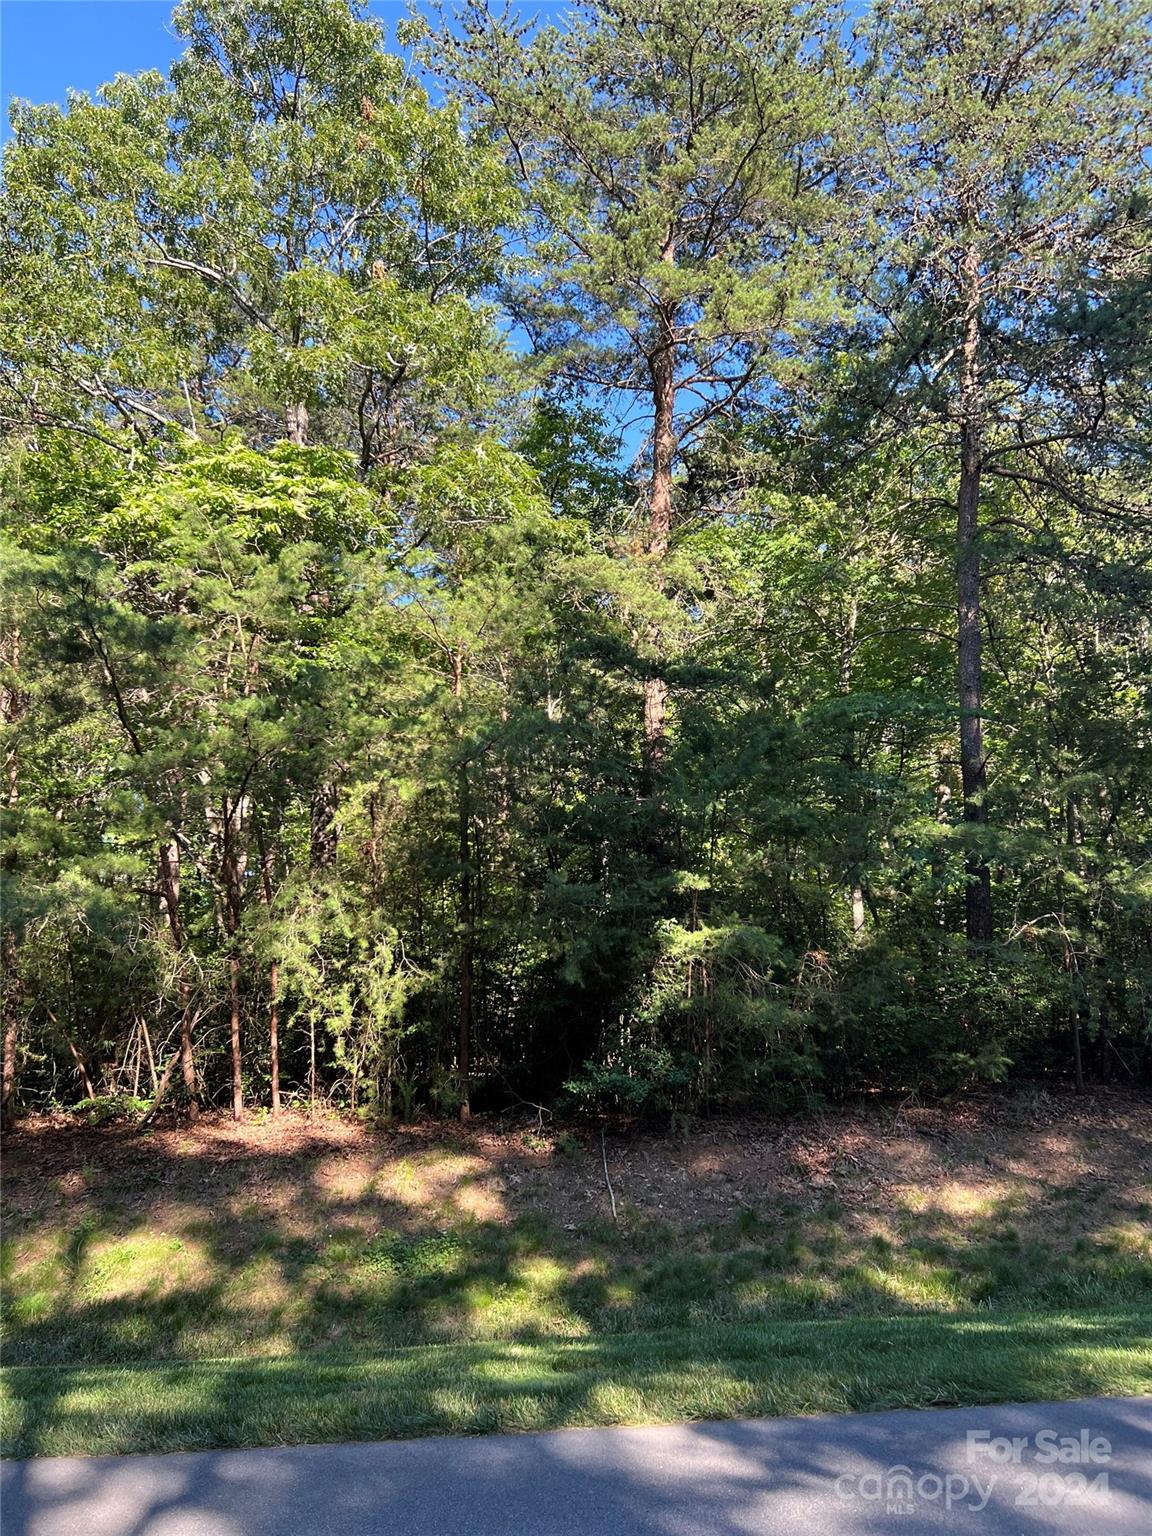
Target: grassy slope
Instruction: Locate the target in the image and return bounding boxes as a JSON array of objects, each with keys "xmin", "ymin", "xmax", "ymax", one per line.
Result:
[
  {"xmin": 4, "ymin": 1310, "xmax": 1151, "ymax": 1458},
  {"xmin": 3, "ymin": 1097, "xmax": 1150, "ymax": 1457}
]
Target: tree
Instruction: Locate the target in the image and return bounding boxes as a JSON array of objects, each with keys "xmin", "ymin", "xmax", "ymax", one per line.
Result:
[
  {"xmin": 1, "ymin": 0, "xmax": 514, "ymax": 465},
  {"xmin": 2, "ymin": 0, "xmax": 1151, "ymax": 1123},
  {"xmin": 3, "ymin": 436, "xmax": 378, "ymax": 1117},
  {"xmin": 857, "ymin": 0, "xmax": 1152, "ymax": 942},
  {"xmin": 432, "ymin": 0, "xmax": 847, "ymax": 773}
]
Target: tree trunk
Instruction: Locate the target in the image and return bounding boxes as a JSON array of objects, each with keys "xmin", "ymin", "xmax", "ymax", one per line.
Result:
[
  {"xmin": 454, "ymin": 651, "xmax": 472, "ymax": 1121},
  {"xmin": 1063, "ymin": 797, "xmax": 1088, "ymax": 1092},
  {"xmin": 458, "ymin": 775, "xmax": 473, "ymax": 1121},
  {"xmin": 267, "ymin": 915, "xmax": 282, "ymax": 1112},
  {"xmin": 286, "ymin": 400, "xmax": 309, "ymax": 446},
  {"xmin": 1070, "ymin": 1000, "xmax": 1086, "ymax": 1094},
  {"xmin": 179, "ymin": 999, "xmax": 198, "ymax": 1114},
  {"xmin": 268, "ymin": 962, "xmax": 281, "ymax": 1115},
  {"xmin": 955, "ymin": 242, "xmax": 992, "ymax": 945},
  {"xmin": 140, "ymin": 1014, "xmax": 158, "ymax": 1095},
  {"xmin": 1, "ymin": 1015, "xmax": 17, "ymax": 1130},
  {"xmin": 3, "ymin": 625, "xmax": 22, "ymax": 810},
  {"xmin": 1, "ymin": 929, "xmax": 19, "ymax": 1132},
  {"xmin": 309, "ymin": 1012, "xmax": 317, "ymax": 1112},
  {"xmin": 838, "ymin": 596, "xmax": 867, "ymax": 940},
  {"xmin": 55, "ymin": 1016, "xmax": 95, "ymax": 1100},
  {"xmin": 645, "ymin": 322, "xmax": 681, "ymax": 774},
  {"xmin": 228, "ymin": 950, "xmax": 243, "ymax": 1119},
  {"xmin": 286, "ymin": 311, "xmax": 309, "ymax": 446},
  {"xmin": 79, "ymin": 1041, "xmax": 97, "ymax": 1099},
  {"xmin": 1, "ymin": 630, "xmax": 23, "ymax": 1130},
  {"xmin": 158, "ymin": 839, "xmax": 199, "ymax": 1117},
  {"xmin": 643, "ymin": 281, "xmax": 676, "ymax": 775},
  {"xmin": 221, "ymin": 794, "xmax": 245, "ymax": 1120},
  {"xmin": 257, "ymin": 820, "xmax": 281, "ymax": 1115},
  {"xmin": 933, "ymin": 755, "xmax": 952, "ymax": 925},
  {"xmin": 310, "ymin": 781, "xmax": 339, "ymax": 871}
]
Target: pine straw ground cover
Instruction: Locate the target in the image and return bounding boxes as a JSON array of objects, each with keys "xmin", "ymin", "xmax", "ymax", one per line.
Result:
[{"xmin": 3, "ymin": 1087, "xmax": 1150, "ymax": 1456}]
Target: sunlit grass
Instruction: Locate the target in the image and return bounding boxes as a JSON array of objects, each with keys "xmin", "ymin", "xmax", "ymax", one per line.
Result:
[
  {"xmin": 5, "ymin": 1194, "xmax": 1152, "ymax": 1371},
  {"xmin": 5, "ymin": 1126, "xmax": 1151, "ymax": 1457},
  {"xmin": 3, "ymin": 1309, "xmax": 1149, "ymax": 1459}
]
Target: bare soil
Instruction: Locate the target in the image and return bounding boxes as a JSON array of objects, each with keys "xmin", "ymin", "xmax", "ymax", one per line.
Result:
[{"xmin": 5, "ymin": 1086, "xmax": 1150, "ymax": 1247}]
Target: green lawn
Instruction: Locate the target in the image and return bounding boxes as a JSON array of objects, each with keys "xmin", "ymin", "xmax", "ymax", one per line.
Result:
[
  {"xmin": 6, "ymin": 1194, "xmax": 1152, "ymax": 1368},
  {"xmin": 4, "ymin": 1109, "xmax": 1151, "ymax": 1458},
  {"xmin": 4, "ymin": 1309, "xmax": 1150, "ymax": 1458}
]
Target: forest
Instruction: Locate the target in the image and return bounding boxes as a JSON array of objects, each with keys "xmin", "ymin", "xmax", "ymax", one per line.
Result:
[{"xmin": 2, "ymin": 0, "xmax": 1151, "ymax": 1129}]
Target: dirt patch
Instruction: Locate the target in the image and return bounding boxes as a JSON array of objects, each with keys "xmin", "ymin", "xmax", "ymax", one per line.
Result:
[{"xmin": 4, "ymin": 1086, "xmax": 1149, "ymax": 1245}]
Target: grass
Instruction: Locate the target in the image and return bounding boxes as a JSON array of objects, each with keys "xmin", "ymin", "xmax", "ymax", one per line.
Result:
[
  {"xmin": 3, "ymin": 1309, "xmax": 1150, "ymax": 1459},
  {"xmin": 9, "ymin": 1185, "xmax": 1152, "ymax": 1370},
  {"xmin": 5, "ymin": 1198, "xmax": 1150, "ymax": 1367},
  {"xmin": 3, "ymin": 1102, "xmax": 1151, "ymax": 1458}
]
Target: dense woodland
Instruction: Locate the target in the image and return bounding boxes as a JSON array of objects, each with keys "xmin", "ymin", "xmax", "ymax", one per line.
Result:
[{"xmin": 1, "ymin": 0, "xmax": 1151, "ymax": 1127}]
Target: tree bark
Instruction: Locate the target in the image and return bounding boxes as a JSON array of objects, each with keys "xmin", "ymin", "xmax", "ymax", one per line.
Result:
[
  {"xmin": 458, "ymin": 775, "xmax": 473, "ymax": 1120},
  {"xmin": 309, "ymin": 1012, "xmax": 317, "ymax": 1112},
  {"xmin": 3, "ymin": 625, "xmax": 22, "ymax": 810},
  {"xmin": 158, "ymin": 840, "xmax": 199, "ymax": 1116},
  {"xmin": 257, "ymin": 820, "xmax": 281, "ymax": 1115},
  {"xmin": 51, "ymin": 1012, "xmax": 95, "ymax": 1099},
  {"xmin": 72, "ymin": 1040, "xmax": 95, "ymax": 1099},
  {"xmin": 267, "ymin": 960, "xmax": 281, "ymax": 1114},
  {"xmin": 642, "ymin": 236, "xmax": 677, "ymax": 777},
  {"xmin": 286, "ymin": 400, "xmax": 309, "ymax": 446},
  {"xmin": 286, "ymin": 303, "xmax": 309, "ymax": 445},
  {"xmin": 955, "ymin": 241, "xmax": 992, "ymax": 945},
  {"xmin": 179, "ymin": 1001, "xmax": 198, "ymax": 1112},
  {"xmin": 1, "ymin": 929, "xmax": 19, "ymax": 1132},
  {"xmin": 228, "ymin": 950, "xmax": 243, "ymax": 1118},
  {"xmin": 453, "ymin": 651, "xmax": 473, "ymax": 1120},
  {"xmin": 1071, "ymin": 1000, "xmax": 1086, "ymax": 1093},
  {"xmin": 838, "ymin": 596, "xmax": 867, "ymax": 940},
  {"xmin": 310, "ymin": 781, "xmax": 339, "ymax": 871},
  {"xmin": 221, "ymin": 794, "xmax": 246, "ymax": 1120},
  {"xmin": 140, "ymin": 1014, "xmax": 158, "ymax": 1095},
  {"xmin": 1, "ymin": 630, "xmax": 23, "ymax": 1130}
]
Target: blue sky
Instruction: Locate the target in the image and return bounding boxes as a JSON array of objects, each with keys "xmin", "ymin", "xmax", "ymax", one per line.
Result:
[
  {"xmin": 0, "ymin": 2, "xmax": 420, "ymax": 122},
  {"xmin": 3, "ymin": 2, "xmax": 185, "ymax": 116},
  {"xmin": 0, "ymin": 0, "xmax": 578, "ymax": 126}
]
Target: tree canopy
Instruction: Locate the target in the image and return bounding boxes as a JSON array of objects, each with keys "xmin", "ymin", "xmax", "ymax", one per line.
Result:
[{"xmin": 2, "ymin": 0, "xmax": 1150, "ymax": 1126}]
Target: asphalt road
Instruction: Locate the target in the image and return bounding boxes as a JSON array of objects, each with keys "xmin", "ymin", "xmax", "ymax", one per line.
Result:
[{"xmin": 3, "ymin": 1396, "xmax": 1150, "ymax": 1536}]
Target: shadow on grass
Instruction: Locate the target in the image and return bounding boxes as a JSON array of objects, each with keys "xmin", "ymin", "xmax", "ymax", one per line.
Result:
[
  {"xmin": 3, "ymin": 1309, "xmax": 1151, "ymax": 1459},
  {"xmin": 4, "ymin": 1186, "xmax": 1151, "ymax": 1371},
  {"xmin": 2, "ymin": 1361, "xmax": 1152, "ymax": 1536},
  {"xmin": 2, "ymin": 1114, "xmax": 1151, "ymax": 1463},
  {"xmin": 3, "ymin": 1113, "xmax": 1152, "ymax": 1364}
]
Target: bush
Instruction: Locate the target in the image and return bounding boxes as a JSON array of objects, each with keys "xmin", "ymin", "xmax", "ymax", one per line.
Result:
[
  {"xmin": 71, "ymin": 1095, "xmax": 152, "ymax": 1126},
  {"xmin": 561, "ymin": 1043, "xmax": 696, "ymax": 1117}
]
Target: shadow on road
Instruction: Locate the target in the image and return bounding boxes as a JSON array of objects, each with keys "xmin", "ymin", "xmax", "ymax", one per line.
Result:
[{"xmin": 3, "ymin": 1396, "xmax": 1150, "ymax": 1536}]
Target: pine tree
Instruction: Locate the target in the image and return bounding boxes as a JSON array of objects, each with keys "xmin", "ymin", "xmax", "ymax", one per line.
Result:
[
  {"xmin": 858, "ymin": 0, "xmax": 1152, "ymax": 942},
  {"xmin": 433, "ymin": 0, "xmax": 847, "ymax": 772}
]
